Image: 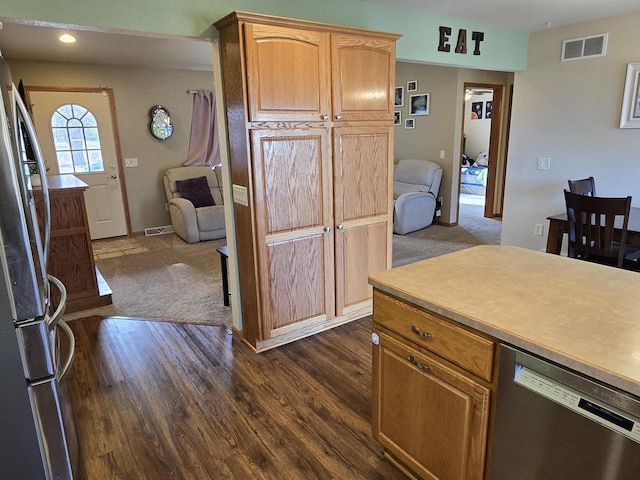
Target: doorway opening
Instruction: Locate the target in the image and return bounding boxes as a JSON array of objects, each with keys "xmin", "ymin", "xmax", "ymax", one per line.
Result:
[{"xmin": 459, "ymin": 83, "xmax": 505, "ymax": 225}]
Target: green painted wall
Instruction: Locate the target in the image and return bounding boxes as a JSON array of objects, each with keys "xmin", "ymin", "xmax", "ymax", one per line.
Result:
[{"xmin": 2, "ymin": 0, "xmax": 528, "ymax": 71}]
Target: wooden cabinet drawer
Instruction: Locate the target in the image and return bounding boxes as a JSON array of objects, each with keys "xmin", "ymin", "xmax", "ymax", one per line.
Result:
[{"xmin": 373, "ymin": 290, "xmax": 495, "ymax": 382}]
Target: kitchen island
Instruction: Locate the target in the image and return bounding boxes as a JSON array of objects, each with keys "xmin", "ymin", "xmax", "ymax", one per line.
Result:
[
  {"xmin": 369, "ymin": 245, "xmax": 640, "ymax": 479},
  {"xmin": 34, "ymin": 175, "xmax": 112, "ymax": 312}
]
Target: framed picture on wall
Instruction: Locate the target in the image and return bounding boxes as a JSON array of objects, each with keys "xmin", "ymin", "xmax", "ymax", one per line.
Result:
[
  {"xmin": 394, "ymin": 86, "xmax": 404, "ymax": 107},
  {"xmin": 394, "ymin": 111, "xmax": 402, "ymax": 126},
  {"xmin": 409, "ymin": 93, "xmax": 430, "ymax": 116},
  {"xmin": 471, "ymin": 101, "xmax": 483, "ymax": 119},
  {"xmin": 620, "ymin": 62, "xmax": 640, "ymax": 128},
  {"xmin": 407, "ymin": 80, "xmax": 418, "ymax": 92},
  {"xmin": 485, "ymin": 101, "xmax": 493, "ymax": 119},
  {"xmin": 404, "ymin": 118, "xmax": 415, "ymax": 129}
]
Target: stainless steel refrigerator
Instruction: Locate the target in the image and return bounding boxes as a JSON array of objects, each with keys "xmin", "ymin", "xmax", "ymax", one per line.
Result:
[{"xmin": 0, "ymin": 52, "xmax": 77, "ymax": 479}]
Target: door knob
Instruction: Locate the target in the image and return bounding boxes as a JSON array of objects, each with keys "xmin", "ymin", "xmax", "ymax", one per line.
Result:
[
  {"xmin": 335, "ymin": 115, "xmax": 343, "ymax": 121},
  {"xmin": 324, "ymin": 226, "xmax": 331, "ymax": 232},
  {"xmin": 337, "ymin": 224, "xmax": 344, "ymax": 230},
  {"xmin": 321, "ymin": 114, "xmax": 329, "ymax": 120},
  {"xmin": 110, "ymin": 174, "xmax": 118, "ymax": 179}
]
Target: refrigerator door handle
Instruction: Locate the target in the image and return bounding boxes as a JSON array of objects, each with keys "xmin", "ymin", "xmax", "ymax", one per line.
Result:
[
  {"xmin": 46, "ymin": 274, "xmax": 67, "ymax": 330},
  {"xmin": 56, "ymin": 320, "xmax": 75, "ymax": 382},
  {"xmin": 14, "ymin": 88, "xmax": 50, "ymax": 264}
]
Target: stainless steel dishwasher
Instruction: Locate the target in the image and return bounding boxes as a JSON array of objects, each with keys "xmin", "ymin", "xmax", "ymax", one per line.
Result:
[{"xmin": 491, "ymin": 344, "xmax": 640, "ymax": 479}]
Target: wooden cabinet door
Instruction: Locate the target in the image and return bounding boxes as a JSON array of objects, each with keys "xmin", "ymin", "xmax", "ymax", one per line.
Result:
[
  {"xmin": 333, "ymin": 126, "xmax": 392, "ymax": 315},
  {"xmin": 331, "ymin": 34, "xmax": 396, "ymax": 121},
  {"xmin": 244, "ymin": 23, "xmax": 331, "ymax": 121},
  {"xmin": 250, "ymin": 128, "xmax": 334, "ymax": 340},
  {"xmin": 373, "ymin": 331, "xmax": 490, "ymax": 480}
]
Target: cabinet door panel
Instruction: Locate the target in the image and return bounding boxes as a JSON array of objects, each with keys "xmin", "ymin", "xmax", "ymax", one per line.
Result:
[
  {"xmin": 331, "ymin": 35, "xmax": 395, "ymax": 121},
  {"xmin": 251, "ymin": 128, "xmax": 334, "ymax": 338},
  {"xmin": 253, "ymin": 130, "xmax": 328, "ymax": 234},
  {"xmin": 374, "ymin": 332, "xmax": 490, "ymax": 480},
  {"xmin": 333, "ymin": 126, "xmax": 392, "ymax": 315},
  {"xmin": 334, "ymin": 126, "xmax": 391, "ymax": 221},
  {"xmin": 265, "ymin": 235, "xmax": 332, "ymax": 331},
  {"xmin": 245, "ymin": 23, "xmax": 331, "ymax": 121},
  {"xmin": 336, "ymin": 221, "xmax": 387, "ymax": 314}
]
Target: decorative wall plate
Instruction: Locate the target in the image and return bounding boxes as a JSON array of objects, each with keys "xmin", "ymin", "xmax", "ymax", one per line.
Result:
[{"xmin": 149, "ymin": 105, "xmax": 173, "ymax": 140}]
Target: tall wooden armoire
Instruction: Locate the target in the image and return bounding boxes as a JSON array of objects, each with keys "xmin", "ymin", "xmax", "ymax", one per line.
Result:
[{"xmin": 215, "ymin": 11, "xmax": 400, "ymax": 351}]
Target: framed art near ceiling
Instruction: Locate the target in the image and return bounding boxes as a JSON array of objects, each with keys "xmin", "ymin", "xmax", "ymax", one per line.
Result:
[
  {"xmin": 620, "ymin": 62, "xmax": 640, "ymax": 128},
  {"xmin": 395, "ymin": 86, "xmax": 404, "ymax": 107}
]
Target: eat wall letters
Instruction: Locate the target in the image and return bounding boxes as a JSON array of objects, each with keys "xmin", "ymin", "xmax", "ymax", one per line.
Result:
[{"xmin": 438, "ymin": 26, "xmax": 485, "ymax": 55}]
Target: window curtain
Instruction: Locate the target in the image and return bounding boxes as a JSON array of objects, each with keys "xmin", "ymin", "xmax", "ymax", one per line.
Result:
[{"xmin": 183, "ymin": 90, "xmax": 221, "ymax": 167}]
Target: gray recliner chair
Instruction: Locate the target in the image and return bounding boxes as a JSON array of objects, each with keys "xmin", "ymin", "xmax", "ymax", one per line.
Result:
[
  {"xmin": 163, "ymin": 166, "xmax": 226, "ymax": 243},
  {"xmin": 393, "ymin": 159, "xmax": 443, "ymax": 235}
]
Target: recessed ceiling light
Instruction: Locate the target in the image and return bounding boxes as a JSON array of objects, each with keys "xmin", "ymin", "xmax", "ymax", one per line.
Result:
[{"xmin": 59, "ymin": 33, "xmax": 76, "ymax": 44}]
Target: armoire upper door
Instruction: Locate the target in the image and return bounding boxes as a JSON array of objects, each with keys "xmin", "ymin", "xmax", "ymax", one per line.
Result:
[
  {"xmin": 244, "ymin": 23, "xmax": 331, "ymax": 122},
  {"xmin": 333, "ymin": 126, "xmax": 393, "ymax": 315},
  {"xmin": 250, "ymin": 128, "xmax": 335, "ymax": 338},
  {"xmin": 331, "ymin": 34, "xmax": 396, "ymax": 122}
]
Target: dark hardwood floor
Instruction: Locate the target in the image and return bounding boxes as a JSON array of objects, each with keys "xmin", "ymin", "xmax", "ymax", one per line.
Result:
[{"xmin": 65, "ymin": 316, "xmax": 407, "ymax": 479}]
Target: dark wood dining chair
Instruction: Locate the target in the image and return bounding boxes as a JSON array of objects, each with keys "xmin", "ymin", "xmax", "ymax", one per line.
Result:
[
  {"xmin": 567, "ymin": 176, "xmax": 596, "ymax": 196},
  {"xmin": 564, "ymin": 190, "xmax": 639, "ymax": 269}
]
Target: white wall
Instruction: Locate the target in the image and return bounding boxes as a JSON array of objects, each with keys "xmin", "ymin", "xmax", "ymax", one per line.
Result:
[{"xmin": 502, "ymin": 10, "xmax": 640, "ymax": 251}]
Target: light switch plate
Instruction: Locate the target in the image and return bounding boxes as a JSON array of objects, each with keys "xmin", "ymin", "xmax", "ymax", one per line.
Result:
[
  {"xmin": 537, "ymin": 157, "xmax": 551, "ymax": 170},
  {"xmin": 124, "ymin": 157, "xmax": 138, "ymax": 167},
  {"xmin": 232, "ymin": 184, "xmax": 249, "ymax": 206}
]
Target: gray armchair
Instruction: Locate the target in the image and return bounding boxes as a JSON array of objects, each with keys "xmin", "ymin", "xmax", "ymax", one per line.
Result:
[
  {"xmin": 163, "ymin": 166, "xmax": 226, "ymax": 243},
  {"xmin": 393, "ymin": 159, "xmax": 443, "ymax": 235}
]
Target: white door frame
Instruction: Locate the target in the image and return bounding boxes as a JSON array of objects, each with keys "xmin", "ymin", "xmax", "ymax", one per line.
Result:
[{"xmin": 25, "ymin": 86, "xmax": 132, "ymax": 237}]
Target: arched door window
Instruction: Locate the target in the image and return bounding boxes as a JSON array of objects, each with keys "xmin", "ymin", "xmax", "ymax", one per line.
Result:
[{"xmin": 51, "ymin": 104, "xmax": 104, "ymax": 173}]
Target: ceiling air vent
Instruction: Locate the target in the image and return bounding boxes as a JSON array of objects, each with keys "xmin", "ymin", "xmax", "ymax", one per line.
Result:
[{"xmin": 561, "ymin": 33, "xmax": 608, "ymax": 62}]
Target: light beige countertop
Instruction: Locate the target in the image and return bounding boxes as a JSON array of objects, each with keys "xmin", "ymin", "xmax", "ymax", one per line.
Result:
[
  {"xmin": 33, "ymin": 174, "xmax": 88, "ymax": 192},
  {"xmin": 369, "ymin": 245, "xmax": 640, "ymax": 397}
]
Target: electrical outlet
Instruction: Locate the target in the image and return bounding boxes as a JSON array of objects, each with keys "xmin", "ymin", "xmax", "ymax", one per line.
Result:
[
  {"xmin": 440, "ymin": 150, "xmax": 445, "ymax": 159},
  {"xmin": 438, "ymin": 197, "xmax": 443, "ymax": 204},
  {"xmin": 534, "ymin": 224, "xmax": 544, "ymax": 236}
]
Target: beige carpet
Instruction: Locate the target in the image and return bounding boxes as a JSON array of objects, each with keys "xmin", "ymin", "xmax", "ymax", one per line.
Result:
[
  {"xmin": 392, "ymin": 201, "xmax": 502, "ymax": 267},
  {"xmin": 63, "ymin": 234, "xmax": 232, "ymax": 327}
]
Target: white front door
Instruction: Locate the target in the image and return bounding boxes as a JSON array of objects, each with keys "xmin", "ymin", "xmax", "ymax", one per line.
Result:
[{"xmin": 28, "ymin": 89, "xmax": 128, "ymax": 239}]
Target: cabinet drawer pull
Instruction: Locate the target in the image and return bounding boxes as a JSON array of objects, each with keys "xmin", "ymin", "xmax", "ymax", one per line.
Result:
[
  {"xmin": 410, "ymin": 325, "xmax": 433, "ymax": 339},
  {"xmin": 408, "ymin": 355, "xmax": 431, "ymax": 372}
]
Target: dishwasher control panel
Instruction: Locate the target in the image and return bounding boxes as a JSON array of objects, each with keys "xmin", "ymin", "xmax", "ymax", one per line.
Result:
[{"xmin": 515, "ymin": 365, "xmax": 640, "ymax": 444}]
